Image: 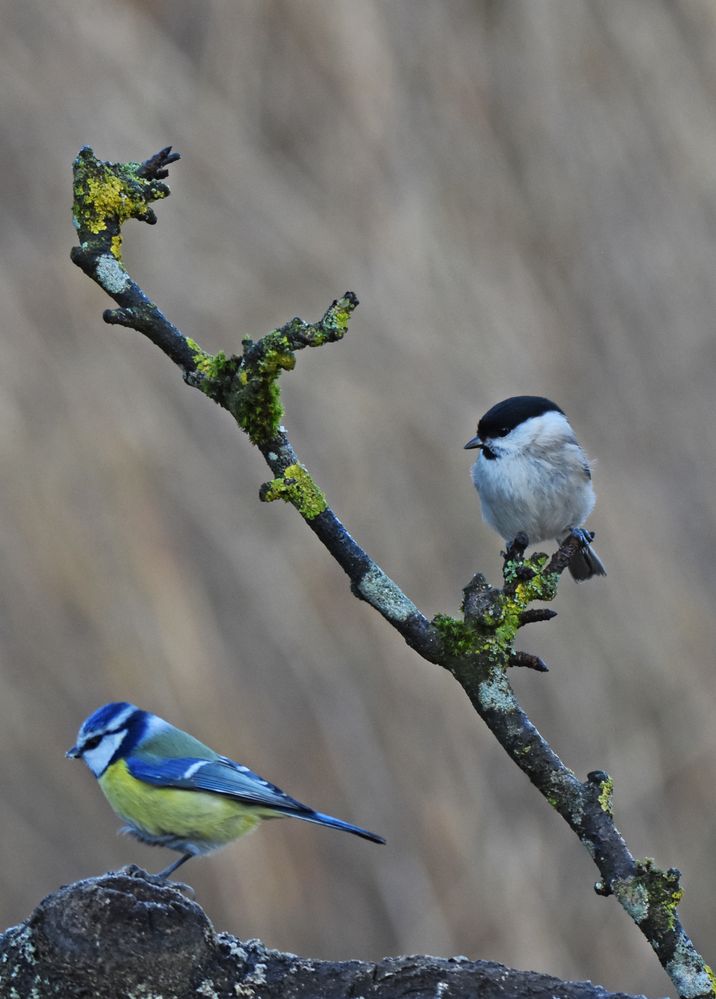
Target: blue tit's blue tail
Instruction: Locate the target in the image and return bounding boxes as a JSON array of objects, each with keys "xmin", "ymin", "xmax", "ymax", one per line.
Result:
[{"xmin": 281, "ymin": 807, "xmax": 385, "ymax": 844}]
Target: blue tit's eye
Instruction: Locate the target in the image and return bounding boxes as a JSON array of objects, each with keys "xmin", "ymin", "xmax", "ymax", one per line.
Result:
[{"xmin": 84, "ymin": 735, "xmax": 102, "ymax": 750}]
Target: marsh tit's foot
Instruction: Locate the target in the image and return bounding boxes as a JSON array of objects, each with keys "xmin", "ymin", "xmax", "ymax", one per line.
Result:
[
  {"xmin": 569, "ymin": 527, "xmax": 595, "ymax": 548},
  {"xmin": 504, "ymin": 532, "xmax": 530, "ymax": 562}
]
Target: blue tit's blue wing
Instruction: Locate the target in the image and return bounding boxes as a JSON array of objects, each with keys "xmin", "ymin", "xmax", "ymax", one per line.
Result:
[
  {"xmin": 126, "ymin": 754, "xmax": 386, "ymax": 844},
  {"xmin": 125, "ymin": 755, "xmax": 307, "ymax": 812}
]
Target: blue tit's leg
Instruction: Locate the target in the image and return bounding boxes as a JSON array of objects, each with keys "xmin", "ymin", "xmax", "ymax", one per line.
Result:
[
  {"xmin": 154, "ymin": 852, "xmax": 193, "ymax": 880},
  {"xmin": 119, "ymin": 862, "xmax": 195, "ymax": 897}
]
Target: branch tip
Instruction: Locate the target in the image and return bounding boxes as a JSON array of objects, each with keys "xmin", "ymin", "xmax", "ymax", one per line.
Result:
[
  {"xmin": 510, "ymin": 651, "xmax": 549, "ymax": 673},
  {"xmin": 137, "ymin": 146, "xmax": 181, "ymax": 179},
  {"xmin": 518, "ymin": 608, "xmax": 558, "ymax": 627}
]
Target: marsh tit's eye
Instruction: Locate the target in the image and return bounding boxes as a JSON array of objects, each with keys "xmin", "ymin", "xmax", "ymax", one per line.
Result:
[{"xmin": 495, "ymin": 426, "xmax": 511, "ymax": 438}]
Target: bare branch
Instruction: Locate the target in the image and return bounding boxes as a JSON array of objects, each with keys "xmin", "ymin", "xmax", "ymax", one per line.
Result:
[{"xmin": 69, "ymin": 148, "xmax": 716, "ymax": 998}]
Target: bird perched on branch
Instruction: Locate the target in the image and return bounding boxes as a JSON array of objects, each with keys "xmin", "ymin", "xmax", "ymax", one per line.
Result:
[
  {"xmin": 67, "ymin": 702, "xmax": 384, "ymax": 879},
  {"xmin": 465, "ymin": 396, "xmax": 606, "ymax": 581}
]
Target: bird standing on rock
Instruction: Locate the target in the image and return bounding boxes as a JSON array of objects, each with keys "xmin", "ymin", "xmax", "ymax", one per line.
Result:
[{"xmin": 68, "ymin": 702, "xmax": 385, "ymax": 879}]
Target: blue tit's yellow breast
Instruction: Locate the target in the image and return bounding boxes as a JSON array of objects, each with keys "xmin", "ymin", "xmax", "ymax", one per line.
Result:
[{"xmin": 98, "ymin": 758, "xmax": 266, "ymax": 847}]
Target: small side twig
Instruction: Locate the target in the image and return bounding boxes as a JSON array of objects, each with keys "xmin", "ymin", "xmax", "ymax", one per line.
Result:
[{"xmin": 510, "ymin": 651, "xmax": 550, "ymax": 673}]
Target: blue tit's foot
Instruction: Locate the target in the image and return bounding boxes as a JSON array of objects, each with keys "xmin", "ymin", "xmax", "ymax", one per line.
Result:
[
  {"xmin": 117, "ymin": 863, "xmax": 195, "ymax": 896},
  {"xmin": 154, "ymin": 851, "xmax": 194, "ymax": 880},
  {"xmin": 118, "ymin": 863, "xmax": 157, "ymax": 880}
]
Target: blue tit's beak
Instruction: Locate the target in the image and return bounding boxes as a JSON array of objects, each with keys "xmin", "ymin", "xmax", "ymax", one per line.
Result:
[
  {"xmin": 464, "ymin": 435, "xmax": 482, "ymax": 450},
  {"xmin": 66, "ymin": 745, "xmax": 80, "ymax": 759}
]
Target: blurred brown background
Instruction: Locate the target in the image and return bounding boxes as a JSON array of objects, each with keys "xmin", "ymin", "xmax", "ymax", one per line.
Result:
[{"xmin": 1, "ymin": 1, "xmax": 715, "ymax": 994}]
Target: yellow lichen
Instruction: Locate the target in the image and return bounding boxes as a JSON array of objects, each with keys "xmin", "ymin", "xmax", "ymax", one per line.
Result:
[{"xmin": 260, "ymin": 463, "xmax": 327, "ymax": 519}]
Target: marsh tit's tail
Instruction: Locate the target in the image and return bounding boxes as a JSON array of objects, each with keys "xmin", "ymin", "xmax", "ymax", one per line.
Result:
[{"xmin": 567, "ymin": 540, "xmax": 607, "ymax": 582}]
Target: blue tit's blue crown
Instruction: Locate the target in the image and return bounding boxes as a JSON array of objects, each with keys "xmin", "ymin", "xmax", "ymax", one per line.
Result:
[
  {"xmin": 80, "ymin": 701, "xmax": 137, "ymax": 736},
  {"xmin": 477, "ymin": 396, "xmax": 563, "ymax": 440},
  {"xmin": 76, "ymin": 702, "xmax": 153, "ymax": 766}
]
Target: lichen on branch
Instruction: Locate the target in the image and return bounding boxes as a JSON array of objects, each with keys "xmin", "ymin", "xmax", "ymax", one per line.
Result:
[
  {"xmin": 70, "ymin": 148, "xmax": 356, "ymax": 429},
  {"xmin": 72, "ymin": 145, "xmax": 176, "ymax": 261},
  {"xmin": 432, "ymin": 548, "xmax": 558, "ymax": 665},
  {"xmin": 260, "ymin": 462, "xmax": 327, "ymax": 520},
  {"xmin": 190, "ymin": 294, "xmax": 358, "ymax": 445}
]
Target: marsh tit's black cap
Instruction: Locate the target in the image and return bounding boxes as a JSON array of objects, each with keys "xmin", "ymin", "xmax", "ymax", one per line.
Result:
[{"xmin": 464, "ymin": 396, "xmax": 565, "ymax": 449}]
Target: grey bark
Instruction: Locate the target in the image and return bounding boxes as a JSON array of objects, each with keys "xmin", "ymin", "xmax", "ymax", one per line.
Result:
[{"xmin": 0, "ymin": 870, "xmax": 654, "ymax": 999}]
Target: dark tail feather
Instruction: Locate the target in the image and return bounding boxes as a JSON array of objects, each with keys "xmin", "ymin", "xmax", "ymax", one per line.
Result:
[
  {"xmin": 282, "ymin": 808, "xmax": 385, "ymax": 844},
  {"xmin": 568, "ymin": 543, "xmax": 607, "ymax": 582}
]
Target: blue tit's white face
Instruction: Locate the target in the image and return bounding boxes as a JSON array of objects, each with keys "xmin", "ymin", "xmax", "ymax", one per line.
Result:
[{"xmin": 67, "ymin": 702, "xmax": 142, "ymax": 777}]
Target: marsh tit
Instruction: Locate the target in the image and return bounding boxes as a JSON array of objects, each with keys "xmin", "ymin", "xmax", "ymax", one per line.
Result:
[
  {"xmin": 465, "ymin": 396, "xmax": 606, "ymax": 581},
  {"xmin": 67, "ymin": 702, "xmax": 384, "ymax": 880}
]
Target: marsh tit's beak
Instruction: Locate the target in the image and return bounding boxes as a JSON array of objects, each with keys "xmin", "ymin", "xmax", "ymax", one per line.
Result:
[
  {"xmin": 66, "ymin": 745, "xmax": 81, "ymax": 758},
  {"xmin": 464, "ymin": 435, "xmax": 482, "ymax": 450}
]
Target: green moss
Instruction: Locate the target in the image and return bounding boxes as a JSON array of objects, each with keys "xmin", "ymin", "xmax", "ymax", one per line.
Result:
[
  {"xmin": 235, "ymin": 378, "xmax": 284, "ymax": 445},
  {"xmin": 185, "ymin": 338, "xmax": 205, "ymax": 361},
  {"xmin": 436, "ymin": 547, "xmax": 564, "ymax": 673},
  {"xmin": 613, "ymin": 860, "xmax": 683, "ymax": 933},
  {"xmin": 260, "ymin": 463, "xmax": 327, "ymax": 520},
  {"xmin": 189, "ymin": 333, "xmax": 292, "ymax": 446},
  {"xmin": 493, "ymin": 601, "xmax": 521, "ymax": 648},
  {"xmin": 432, "ymin": 615, "xmax": 483, "ymax": 658},
  {"xmin": 227, "ymin": 331, "xmax": 295, "ymax": 444},
  {"xmin": 643, "ymin": 864, "xmax": 683, "ymax": 930},
  {"xmin": 436, "ymin": 594, "xmax": 530, "ymax": 665},
  {"xmin": 315, "ymin": 299, "xmax": 353, "ymax": 340},
  {"xmin": 195, "ymin": 349, "xmax": 230, "ymax": 380},
  {"xmin": 189, "ymin": 297, "xmax": 357, "ymax": 446}
]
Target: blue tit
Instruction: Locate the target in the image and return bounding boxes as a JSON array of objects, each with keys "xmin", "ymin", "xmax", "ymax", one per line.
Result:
[{"xmin": 67, "ymin": 702, "xmax": 385, "ymax": 879}]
